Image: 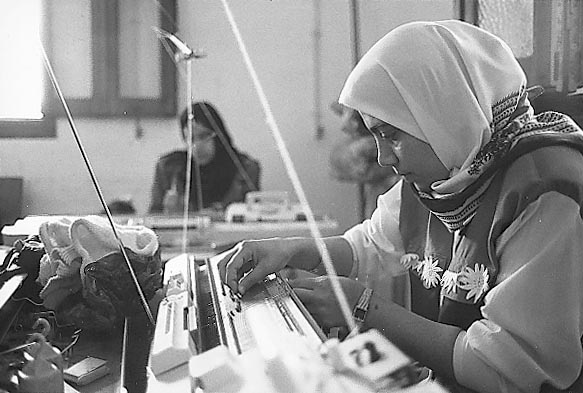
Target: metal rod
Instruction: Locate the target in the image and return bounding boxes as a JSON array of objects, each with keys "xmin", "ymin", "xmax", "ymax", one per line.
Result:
[
  {"xmin": 221, "ymin": 0, "xmax": 357, "ymax": 333},
  {"xmin": 38, "ymin": 41, "xmax": 154, "ymax": 325},
  {"xmin": 119, "ymin": 318, "xmax": 129, "ymax": 393}
]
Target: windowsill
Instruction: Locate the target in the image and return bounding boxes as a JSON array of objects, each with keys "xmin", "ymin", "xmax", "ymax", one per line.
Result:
[{"xmin": 0, "ymin": 116, "xmax": 57, "ymax": 138}]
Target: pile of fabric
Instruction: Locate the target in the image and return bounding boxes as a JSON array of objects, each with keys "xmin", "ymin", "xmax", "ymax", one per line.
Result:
[{"xmin": 7, "ymin": 215, "xmax": 163, "ymax": 334}]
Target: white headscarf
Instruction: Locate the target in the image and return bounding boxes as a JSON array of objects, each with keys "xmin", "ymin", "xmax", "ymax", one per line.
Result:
[{"xmin": 338, "ymin": 20, "xmax": 527, "ymax": 194}]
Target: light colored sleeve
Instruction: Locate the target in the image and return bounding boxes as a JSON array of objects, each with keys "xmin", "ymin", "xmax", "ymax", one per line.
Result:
[
  {"xmin": 342, "ymin": 180, "xmax": 409, "ymax": 304},
  {"xmin": 453, "ymin": 191, "xmax": 583, "ymax": 392}
]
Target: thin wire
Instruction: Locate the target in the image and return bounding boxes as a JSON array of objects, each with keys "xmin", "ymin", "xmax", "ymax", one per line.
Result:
[
  {"xmin": 119, "ymin": 318, "xmax": 129, "ymax": 393},
  {"xmin": 182, "ymin": 61, "xmax": 200, "ymax": 256},
  {"xmin": 0, "ymin": 342, "xmax": 37, "ymax": 356},
  {"xmin": 38, "ymin": 40, "xmax": 154, "ymax": 326},
  {"xmin": 152, "ymin": 27, "xmax": 198, "ymax": 256},
  {"xmin": 219, "ymin": 0, "xmax": 357, "ymax": 333}
]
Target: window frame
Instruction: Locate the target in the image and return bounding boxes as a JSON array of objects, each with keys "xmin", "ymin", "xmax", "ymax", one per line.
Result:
[
  {"xmin": 458, "ymin": 0, "xmax": 562, "ymax": 90},
  {"xmin": 0, "ymin": 1, "xmax": 56, "ymax": 138},
  {"xmin": 458, "ymin": 0, "xmax": 583, "ymax": 124},
  {"xmin": 0, "ymin": 0, "xmax": 177, "ymax": 139}
]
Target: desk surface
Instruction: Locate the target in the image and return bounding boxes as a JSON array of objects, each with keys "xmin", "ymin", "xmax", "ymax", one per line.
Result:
[
  {"xmin": 65, "ymin": 331, "xmax": 123, "ymax": 393},
  {"xmin": 2, "ymin": 215, "xmax": 340, "ymax": 250},
  {"xmin": 2, "ymin": 215, "xmax": 340, "ymax": 264},
  {"xmin": 62, "ymin": 296, "xmax": 163, "ymax": 393},
  {"xmin": 0, "ymin": 215, "xmax": 347, "ymax": 393}
]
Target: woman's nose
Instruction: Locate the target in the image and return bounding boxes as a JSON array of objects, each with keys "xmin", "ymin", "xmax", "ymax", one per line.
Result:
[{"xmin": 377, "ymin": 143, "xmax": 397, "ymax": 167}]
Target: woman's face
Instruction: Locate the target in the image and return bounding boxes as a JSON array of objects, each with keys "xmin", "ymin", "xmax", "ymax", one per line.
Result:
[
  {"xmin": 340, "ymin": 110, "xmax": 360, "ymax": 135},
  {"xmin": 184, "ymin": 122, "xmax": 217, "ymax": 165},
  {"xmin": 361, "ymin": 113, "xmax": 449, "ymax": 192}
]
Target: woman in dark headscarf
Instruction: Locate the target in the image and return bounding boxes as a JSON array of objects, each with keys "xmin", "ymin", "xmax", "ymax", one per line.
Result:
[{"xmin": 149, "ymin": 101, "xmax": 260, "ymax": 214}]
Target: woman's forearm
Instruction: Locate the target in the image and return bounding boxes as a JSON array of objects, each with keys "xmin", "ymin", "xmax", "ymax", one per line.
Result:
[
  {"xmin": 286, "ymin": 236, "xmax": 355, "ymax": 276},
  {"xmin": 365, "ymin": 292, "xmax": 461, "ymax": 379}
]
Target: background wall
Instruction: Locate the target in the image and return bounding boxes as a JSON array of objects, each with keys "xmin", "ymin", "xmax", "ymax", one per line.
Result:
[{"xmin": 0, "ymin": 0, "xmax": 454, "ymax": 233}]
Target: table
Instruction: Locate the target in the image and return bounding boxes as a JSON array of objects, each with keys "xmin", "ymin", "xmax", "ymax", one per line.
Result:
[
  {"xmin": 61, "ymin": 297, "xmax": 163, "ymax": 393},
  {"xmin": 1, "ymin": 215, "xmax": 340, "ymax": 262}
]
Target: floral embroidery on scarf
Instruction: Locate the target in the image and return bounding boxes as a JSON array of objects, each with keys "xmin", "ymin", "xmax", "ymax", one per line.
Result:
[
  {"xmin": 400, "ymin": 253, "xmax": 491, "ymax": 302},
  {"xmin": 457, "ymin": 263, "xmax": 490, "ymax": 302},
  {"xmin": 400, "ymin": 253, "xmax": 442, "ymax": 288},
  {"xmin": 419, "ymin": 255, "xmax": 443, "ymax": 289},
  {"xmin": 441, "ymin": 270, "xmax": 458, "ymax": 294}
]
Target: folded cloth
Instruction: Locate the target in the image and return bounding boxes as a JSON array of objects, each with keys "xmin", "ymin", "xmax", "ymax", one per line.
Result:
[
  {"xmin": 39, "ymin": 217, "xmax": 80, "ymax": 268},
  {"xmin": 39, "ymin": 274, "xmax": 83, "ymax": 310},
  {"xmin": 57, "ymin": 292, "xmax": 118, "ymax": 333},
  {"xmin": 53, "ymin": 247, "xmax": 163, "ymax": 333},
  {"xmin": 37, "ymin": 254, "xmax": 59, "ymax": 287},
  {"xmin": 83, "ymin": 247, "xmax": 163, "ymax": 318},
  {"xmin": 38, "ymin": 217, "xmax": 84, "ymax": 310},
  {"xmin": 69, "ymin": 215, "xmax": 159, "ymax": 283},
  {"xmin": 37, "ymin": 215, "xmax": 159, "ymax": 314}
]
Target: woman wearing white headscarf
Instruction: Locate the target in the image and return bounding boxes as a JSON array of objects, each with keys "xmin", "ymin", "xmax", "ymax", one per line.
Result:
[{"xmin": 218, "ymin": 20, "xmax": 583, "ymax": 392}]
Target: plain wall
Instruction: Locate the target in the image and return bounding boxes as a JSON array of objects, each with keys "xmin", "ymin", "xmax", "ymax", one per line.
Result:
[{"xmin": 0, "ymin": 0, "xmax": 454, "ymax": 233}]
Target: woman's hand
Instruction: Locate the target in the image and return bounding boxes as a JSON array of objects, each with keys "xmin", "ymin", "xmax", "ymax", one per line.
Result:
[
  {"xmin": 290, "ymin": 276, "xmax": 366, "ymax": 329},
  {"xmin": 217, "ymin": 238, "xmax": 297, "ymax": 295}
]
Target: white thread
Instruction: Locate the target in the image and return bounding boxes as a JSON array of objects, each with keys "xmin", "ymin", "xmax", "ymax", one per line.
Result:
[{"xmin": 220, "ymin": 0, "xmax": 357, "ymax": 333}]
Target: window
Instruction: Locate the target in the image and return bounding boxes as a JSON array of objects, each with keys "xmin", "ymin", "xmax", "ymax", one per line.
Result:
[
  {"xmin": 459, "ymin": 0, "xmax": 583, "ymax": 124},
  {"xmin": 0, "ymin": 0, "xmax": 177, "ymax": 139},
  {"xmin": 0, "ymin": 2, "xmax": 44, "ymax": 120},
  {"xmin": 0, "ymin": 0, "xmax": 55, "ymax": 137},
  {"xmin": 62, "ymin": 0, "xmax": 177, "ymax": 118},
  {"xmin": 459, "ymin": 0, "xmax": 583, "ymax": 93}
]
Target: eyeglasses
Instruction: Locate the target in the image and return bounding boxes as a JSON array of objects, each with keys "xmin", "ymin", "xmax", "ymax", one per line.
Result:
[
  {"xmin": 192, "ymin": 131, "xmax": 217, "ymax": 143},
  {"xmin": 183, "ymin": 124, "xmax": 217, "ymax": 143}
]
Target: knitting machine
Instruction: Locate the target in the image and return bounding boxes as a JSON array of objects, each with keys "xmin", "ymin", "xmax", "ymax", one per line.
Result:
[
  {"xmin": 149, "ymin": 252, "xmax": 325, "ymax": 374},
  {"xmin": 146, "ymin": 253, "xmax": 447, "ymax": 393}
]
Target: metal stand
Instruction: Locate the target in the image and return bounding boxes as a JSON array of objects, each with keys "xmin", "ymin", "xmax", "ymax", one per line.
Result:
[
  {"xmin": 181, "ymin": 58, "xmax": 204, "ymax": 255},
  {"xmin": 153, "ymin": 27, "xmax": 206, "ymax": 254}
]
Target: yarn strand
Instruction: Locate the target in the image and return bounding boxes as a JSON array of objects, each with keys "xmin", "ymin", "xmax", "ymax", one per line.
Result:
[{"xmin": 219, "ymin": 0, "xmax": 357, "ymax": 333}]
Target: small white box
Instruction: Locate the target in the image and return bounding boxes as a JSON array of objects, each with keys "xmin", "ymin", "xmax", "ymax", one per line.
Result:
[{"xmin": 63, "ymin": 357, "xmax": 110, "ymax": 386}]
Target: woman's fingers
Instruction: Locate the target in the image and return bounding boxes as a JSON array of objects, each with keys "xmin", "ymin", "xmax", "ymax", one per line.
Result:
[
  {"xmin": 237, "ymin": 260, "xmax": 271, "ymax": 295},
  {"xmin": 292, "ymin": 287, "xmax": 318, "ymax": 308},
  {"xmin": 217, "ymin": 239, "xmax": 291, "ymax": 295},
  {"xmin": 217, "ymin": 245, "xmax": 252, "ymax": 293},
  {"xmin": 217, "ymin": 247, "xmax": 237, "ymax": 283},
  {"xmin": 288, "ymin": 277, "xmax": 319, "ymax": 290}
]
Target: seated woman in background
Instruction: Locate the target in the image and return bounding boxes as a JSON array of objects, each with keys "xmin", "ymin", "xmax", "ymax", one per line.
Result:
[{"xmin": 149, "ymin": 101, "xmax": 261, "ymax": 215}]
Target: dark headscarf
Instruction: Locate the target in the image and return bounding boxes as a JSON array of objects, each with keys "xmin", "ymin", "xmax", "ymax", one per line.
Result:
[{"xmin": 180, "ymin": 101, "xmax": 240, "ymax": 208}]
